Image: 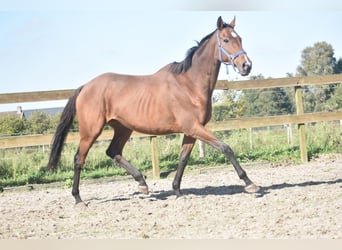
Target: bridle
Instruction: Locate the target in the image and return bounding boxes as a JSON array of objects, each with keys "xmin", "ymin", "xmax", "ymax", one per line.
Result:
[{"xmin": 216, "ymin": 29, "xmax": 247, "ymax": 75}]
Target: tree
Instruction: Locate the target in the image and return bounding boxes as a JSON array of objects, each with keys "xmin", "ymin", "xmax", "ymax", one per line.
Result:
[
  {"xmin": 0, "ymin": 115, "xmax": 28, "ymax": 136},
  {"xmin": 212, "ymin": 90, "xmax": 244, "ymax": 121},
  {"xmin": 327, "ymin": 83, "xmax": 342, "ymax": 110},
  {"xmin": 296, "ymin": 41, "xmax": 341, "ymax": 112},
  {"xmin": 27, "ymin": 111, "xmax": 52, "ymax": 134},
  {"xmin": 296, "ymin": 41, "xmax": 336, "ymax": 76},
  {"xmin": 242, "ymin": 88, "xmax": 294, "ymax": 116},
  {"xmin": 241, "ymin": 74, "xmax": 294, "ymax": 117},
  {"xmin": 334, "ymin": 58, "xmax": 342, "ymax": 74},
  {"xmin": 330, "ymin": 63, "xmax": 342, "ymax": 110}
]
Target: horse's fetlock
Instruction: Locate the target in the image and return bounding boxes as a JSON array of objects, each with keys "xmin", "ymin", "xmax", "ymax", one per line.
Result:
[
  {"xmin": 133, "ymin": 172, "xmax": 144, "ymax": 182},
  {"xmin": 238, "ymin": 170, "xmax": 247, "ymax": 180},
  {"xmin": 71, "ymin": 189, "xmax": 79, "ymax": 196}
]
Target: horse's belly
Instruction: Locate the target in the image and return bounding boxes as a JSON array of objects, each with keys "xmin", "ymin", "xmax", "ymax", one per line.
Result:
[{"xmin": 121, "ymin": 116, "xmax": 180, "ymax": 135}]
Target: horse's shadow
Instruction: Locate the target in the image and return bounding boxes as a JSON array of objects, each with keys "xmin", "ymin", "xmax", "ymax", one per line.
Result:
[
  {"xmin": 98, "ymin": 178, "xmax": 342, "ymax": 203},
  {"xmin": 152, "ymin": 178, "xmax": 342, "ymax": 200},
  {"xmin": 248, "ymin": 179, "xmax": 342, "ymax": 198}
]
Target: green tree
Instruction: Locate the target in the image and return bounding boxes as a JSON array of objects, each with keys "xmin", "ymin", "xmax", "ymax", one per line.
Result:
[
  {"xmin": 326, "ymin": 84, "xmax": 342, "ymax": 110},
  {"xmin": 49, "ymin": 111, "xmax": 79, "ymax": 133},
  {"xmin": 0, "ymin": 115, "xmax": 28, "ymax": 136},
  {"xmin": 242, "ymin": 88, "xmax": 294, "ymax": 116},
  {"xmin": 212, "ymin": 90, "xmax": 243, "ymax": 121},
  {"xmin": 241, "ymin": 74, "xmax": 294, "ymax": 117},
  {"xmin": 334, "ymin": 58, "xmax": 342, "ymax": 74},
  {"xmin": 49, "ymin": 112, "xmax": 62, "ymax": 133},
  {"xmin": 27, "ymin": 111, "xmax": 51, "ymax": 134},
  {"xmin": 328, "ymin": 58, "xmax": 342, "ymax": 110},
  {"xmin": 296, "ymin": 41, "xmax": 341, "ymax": 112},
  {"xmin": 296, "ymin": 41, "xmax": 336, "ymax": 76}
]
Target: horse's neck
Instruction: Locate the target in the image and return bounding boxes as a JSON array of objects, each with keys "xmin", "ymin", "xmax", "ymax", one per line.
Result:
[{"xmin": 187, "ymin": 38, "xmax": 220, "ymax": 97}]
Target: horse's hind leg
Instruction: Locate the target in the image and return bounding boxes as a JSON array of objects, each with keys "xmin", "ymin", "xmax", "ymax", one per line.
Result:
[
  {"xmin": 72, "ymin": 112, "xmax": 104, "ymax": 205},
  {"xmin": 72, "ymin": 147, "xmax": 83, "ymax": 204},
  {"xmin": 106, "ymin": 124, "xmax": 149, "ymax": 194},
  {"xmin": 72, "ymin": 132, "xmax": 101, "ymax": 205},
  {"xmin": 172, "ymin": 135, "xmax": 196, "ymax": 197}
]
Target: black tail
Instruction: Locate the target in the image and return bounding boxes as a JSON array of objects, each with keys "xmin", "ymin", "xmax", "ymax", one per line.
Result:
[{"xmin": 47, "ymin": 86, "xmax": 83, "ymax": 171}]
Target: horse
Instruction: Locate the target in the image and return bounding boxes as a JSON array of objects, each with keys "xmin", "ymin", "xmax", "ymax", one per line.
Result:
[{"xmin": 47, "ymin": 16, "xmax": 260, "ymax": 205}]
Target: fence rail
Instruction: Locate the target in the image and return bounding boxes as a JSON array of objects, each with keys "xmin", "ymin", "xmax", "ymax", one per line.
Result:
[
  {"xmin": 1, "ymin": 74, "xmax": 342, "ymax": 177},
  {"xmin": 1, "ymin": 110, "xmax": 341, "ymax": 149},
  {"xmin": 1, "ymin": 74, "xmax": 342, "ymax": 104}
]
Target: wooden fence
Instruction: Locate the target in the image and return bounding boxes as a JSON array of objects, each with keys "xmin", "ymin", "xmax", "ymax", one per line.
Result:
[{"xmin": 1, "ymin": 74, "xmax": 342, "ymax": 177}]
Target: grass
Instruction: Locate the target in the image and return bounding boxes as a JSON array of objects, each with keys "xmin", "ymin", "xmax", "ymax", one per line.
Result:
[{"xmin": 0, "ymin": 121, "xmax": 341, "ymax": 187}]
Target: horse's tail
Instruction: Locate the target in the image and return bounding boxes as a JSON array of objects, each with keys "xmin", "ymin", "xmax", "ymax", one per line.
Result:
[{"xmin": 47, "ymin": 86, "xmax": 83, "ymax": 171}]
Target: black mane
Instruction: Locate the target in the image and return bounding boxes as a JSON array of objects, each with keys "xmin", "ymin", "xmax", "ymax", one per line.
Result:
[{"xmin": 169, "ymin": 30, "xmax": 216, "ymax": 74}]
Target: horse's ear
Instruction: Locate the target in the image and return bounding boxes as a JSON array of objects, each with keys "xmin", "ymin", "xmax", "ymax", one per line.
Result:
[
  {"xmin": 217, "ymin": 16, "xmax": 224, "ymax": 30},
  {"xmin": 229, "ymin": 16, "xmax": 236, "ymax": 28}
]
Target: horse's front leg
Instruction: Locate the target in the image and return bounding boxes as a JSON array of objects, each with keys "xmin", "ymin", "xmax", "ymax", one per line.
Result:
[
  {"xmin": 106, "ymin": 127, "xmax": 149, "ymax": 195},
  {"xmin": 172, "ymin": 135, "xmax": 196, "ymax": 197},
  {"xmin": 216, "ymin": 141, "xmax": 260, "ymax": 193},
  {"xmin": 191, "ymin": 123, "xmax": 260, "ymax": 193}
]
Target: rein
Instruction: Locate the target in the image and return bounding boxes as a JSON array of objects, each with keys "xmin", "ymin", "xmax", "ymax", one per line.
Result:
[{"xmin": 216, "ymin": 30, "xmax": 246, "ymax": 75}]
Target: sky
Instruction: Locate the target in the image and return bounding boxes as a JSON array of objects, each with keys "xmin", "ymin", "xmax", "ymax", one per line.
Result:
[{"xmin": 1, "ymin": 0, "xmax": 342, "ymax": 112}]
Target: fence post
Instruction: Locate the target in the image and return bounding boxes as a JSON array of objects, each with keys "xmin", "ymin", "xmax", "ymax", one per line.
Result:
[
  {"xmin": 150, "ymin": 136, "xmax": 160, "ymax": 178},
  {"xmin": 285, "ymin": 124, "xmax": 293, "ymax": 145},
  {"xmin": 198, "ymin": 140, "xmax": 205, "ymax": 158},
  {"xmin": 295, "ymin": 86, "xmax": 308, "ymax": 162},
  {"xmin": 249, "ymin": 128, "xmax": 254, "ymax": 150}
]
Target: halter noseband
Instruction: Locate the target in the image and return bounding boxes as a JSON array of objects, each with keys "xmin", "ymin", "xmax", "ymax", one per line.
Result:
[{"xmin": 216, "ymin": 30, "xmax": 246, "ymax": 75}]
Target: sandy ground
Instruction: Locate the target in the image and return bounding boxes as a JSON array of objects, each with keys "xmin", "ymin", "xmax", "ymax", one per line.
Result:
[{"xmin": 0, "ymin": 154, "xmax": 341, "ymax": 239}]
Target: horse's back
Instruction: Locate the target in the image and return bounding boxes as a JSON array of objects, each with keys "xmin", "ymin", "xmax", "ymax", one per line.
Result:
[{"xmin": 77, "ymin": 72, "xmax": 150, "ymax": 104}]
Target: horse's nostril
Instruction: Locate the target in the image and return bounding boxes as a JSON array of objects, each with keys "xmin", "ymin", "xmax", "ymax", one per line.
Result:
[
  {"xmin": 241, "ymin": 62, "xmax": 251, "ymax": 76},
  {"xmin": 243, "ymin": 62, "xmax": 251, "ymax": 70}
]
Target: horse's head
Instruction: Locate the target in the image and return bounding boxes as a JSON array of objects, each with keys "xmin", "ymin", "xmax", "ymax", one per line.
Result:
[{"xmin": 216, "ymin": 16, "xmax": 252, "ymax": 76}]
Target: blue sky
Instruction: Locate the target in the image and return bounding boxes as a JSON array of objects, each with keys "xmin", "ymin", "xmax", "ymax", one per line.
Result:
[{"xmin": 1, "ymin": 1, "xmax": 342, "ymax": 111}]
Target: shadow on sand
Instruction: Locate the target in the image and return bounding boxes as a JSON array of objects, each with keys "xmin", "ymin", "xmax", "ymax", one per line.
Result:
[
  {"xmin": 98, "ymin": 178, "xmax": 342, "ymax": 203},
  {"xmin": 152, "ymin": 178, "xmax": 342, "ymax": 200}
]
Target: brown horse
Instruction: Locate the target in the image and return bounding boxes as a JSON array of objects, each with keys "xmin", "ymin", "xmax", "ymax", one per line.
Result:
[{"xmin": 47, "ymin": 16, "xmax": 259, "ymax": 205}]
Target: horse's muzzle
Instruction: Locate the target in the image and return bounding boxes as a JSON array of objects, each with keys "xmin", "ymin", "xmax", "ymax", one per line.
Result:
[{"xmin": 240, "ymin": 61, "xmax": 252, "ymax": 76}]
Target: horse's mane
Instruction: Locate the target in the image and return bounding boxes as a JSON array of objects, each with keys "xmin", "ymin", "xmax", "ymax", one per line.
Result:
[{"xmin": 169, "ymin": 30, "xmax": 216, "ymax": 74}]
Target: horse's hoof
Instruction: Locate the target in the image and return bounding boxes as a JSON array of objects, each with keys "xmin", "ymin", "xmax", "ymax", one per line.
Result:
[
  {"xmin": 173, "ymin": 189, "xmax": 183, "ymax": 199},
  {"xmin": 74, "ymin": 201, "xmax": 88, "ymax": 209},
  {"xmin": 138, "ymin": 185, "xmax": 149, "ymax": 195},
  {"xmin": 244, "ymin": 183, "xmax": 260, "ymax": 193},
  {"xmin": 176, "ymin": 194, "xmax": 184, "ymax": 200}
]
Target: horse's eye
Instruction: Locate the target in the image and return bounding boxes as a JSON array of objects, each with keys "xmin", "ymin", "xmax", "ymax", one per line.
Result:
[{"xmin": 223, "ymin": 39, "xmax": 229, "ymax": 43}]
